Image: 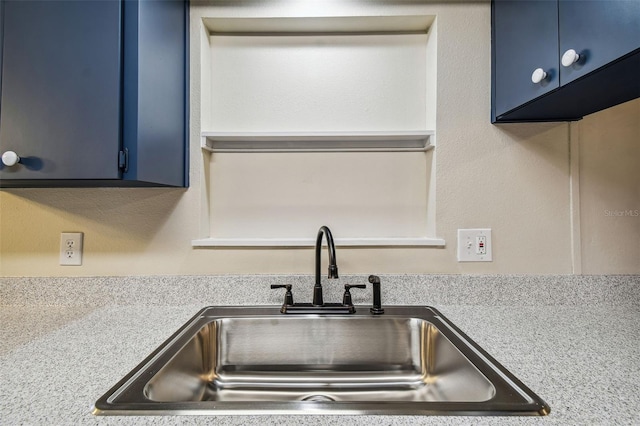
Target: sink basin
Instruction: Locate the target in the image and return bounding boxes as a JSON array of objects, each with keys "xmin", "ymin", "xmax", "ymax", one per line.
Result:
[{"xmin": 94, "ymin": 306, "xmax": 549, "ymax": 416}]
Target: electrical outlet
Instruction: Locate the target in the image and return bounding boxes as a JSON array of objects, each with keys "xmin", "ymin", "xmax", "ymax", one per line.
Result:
[
  {"xmin": 476, "ymin": 235, "xmax": 487, "ymax": 255},
  {"xmin": 60, "ymin": 232, "xmax": 83, "ymax": 266},
  {"xmin": 457, "ymin": 229, "xmax": 492, "ymax": 262}
]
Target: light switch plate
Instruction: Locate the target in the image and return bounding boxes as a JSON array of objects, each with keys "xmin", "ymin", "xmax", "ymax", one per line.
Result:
[{"xmin": 457, "ymin": 229, "xmax": 492, "ymax": 262}]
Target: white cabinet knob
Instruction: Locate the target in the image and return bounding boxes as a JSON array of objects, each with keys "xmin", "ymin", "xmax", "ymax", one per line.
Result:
[
  {"xmin": 561, "ymin": 49, "xmax": 580, "ymax": 67},
  {"xmin": 1, "ymin": 151, "xmax": 21, "ymax": 166},
  {"xmin": 531, "ymin": 68, "xmax": 548, "ymax": 84}
]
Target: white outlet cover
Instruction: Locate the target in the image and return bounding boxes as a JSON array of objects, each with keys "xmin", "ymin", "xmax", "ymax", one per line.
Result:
[
  {"xmin": 457, "ymin": 229, "xmax": 492, "ymax": 262},
  {"xmin": 60, "ymin": 232, "xmax": 83, "ymax": 266}
]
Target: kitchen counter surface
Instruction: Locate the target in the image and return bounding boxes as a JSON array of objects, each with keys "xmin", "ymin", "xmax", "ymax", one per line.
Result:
[{"xmin": 1, "ymin": 275, "xmax": 639, "ymax": 425}]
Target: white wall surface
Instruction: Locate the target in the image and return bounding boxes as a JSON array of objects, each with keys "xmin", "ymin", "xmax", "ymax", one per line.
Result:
[
  {"xmin": 207, "ymin": 152, "xmax": 431, "ymax": 239},
  {"xmin": 0, "ymin": 0, "xmax": 638, "ymax": 276},
  {"xmin": 206, "ymin": 34, "xmax": 429, "ymax": 132},
  {"xmin": 578, "ymin": 99, "xmax": 640, "ymax": 274}
]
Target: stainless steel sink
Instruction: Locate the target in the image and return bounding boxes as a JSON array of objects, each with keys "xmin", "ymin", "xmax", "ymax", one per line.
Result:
[{"xmin": 93, "ymin": 306, "xmax": 549, "ymax": 416}]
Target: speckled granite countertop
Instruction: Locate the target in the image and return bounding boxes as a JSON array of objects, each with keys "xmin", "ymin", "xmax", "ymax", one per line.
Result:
[{"xmin": 1, "ymin": 275, "xmax": 639, "ymax": 425}]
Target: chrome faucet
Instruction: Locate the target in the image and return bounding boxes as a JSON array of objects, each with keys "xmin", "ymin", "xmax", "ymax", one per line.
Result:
[{"xmin": 313, "ymin": 225, "xmax": 339, "ymax": 306}]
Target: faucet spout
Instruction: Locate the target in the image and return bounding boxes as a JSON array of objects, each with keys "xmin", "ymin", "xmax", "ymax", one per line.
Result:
[{"xmin": 313, "ymin": 226, "xmax": 339, "ymax": 306}]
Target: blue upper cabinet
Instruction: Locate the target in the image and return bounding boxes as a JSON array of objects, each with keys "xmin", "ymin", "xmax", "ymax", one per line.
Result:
[
  {"xmin": 0, "ymin": 0, "xmax": 188, "ymax": 188},
  {"xmin": 492, "ymin": 0, "xmax": 640, "ymax": 123}
]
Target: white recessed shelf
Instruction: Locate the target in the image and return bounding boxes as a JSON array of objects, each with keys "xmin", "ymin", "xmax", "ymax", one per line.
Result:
[
  {"xmin": 192, "ymin": 237, "xmax": 445, "ymax": 248},
  {"xmin": 202, "ymin": 15, "xmax": 435, "ymax": 35},
  {"xmin": 194, "ymin": 13, "xmax": 442, "ymax": 248},
  {"xmin": 201, "ymin": 131, "xmax": 435, "ymax": 153}
]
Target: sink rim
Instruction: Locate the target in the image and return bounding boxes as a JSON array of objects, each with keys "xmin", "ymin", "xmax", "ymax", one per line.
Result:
[{"xmin": 93, "ymin": 305, "xmax": 550, "ymax": 416}]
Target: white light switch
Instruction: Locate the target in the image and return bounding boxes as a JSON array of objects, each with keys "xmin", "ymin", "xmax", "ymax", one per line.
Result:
[{"xmin": 457, "ymin": 229, "xmax": 492, "ymax": 262}]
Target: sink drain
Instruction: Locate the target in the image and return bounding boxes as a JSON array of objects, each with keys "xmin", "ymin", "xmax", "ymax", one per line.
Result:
[{"xmin": 302, "ymin": 394, "xmax": 336, "ymax": 402}]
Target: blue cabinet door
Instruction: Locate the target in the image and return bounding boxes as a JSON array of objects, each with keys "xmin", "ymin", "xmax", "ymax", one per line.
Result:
[
  {"xmin": 492, "ymin": 0, "xmax": 559, "ymax": 118},
  {"xmin": 559, "ymin": 0, "xmax": 640, "ymax": 86},
  {"xmin": 122, "ymin": 0, "xmax": 188, "ymax": 187},
  {"xmin": 0, "ymin": 0, "xmax": 121, "ymax": 181}
]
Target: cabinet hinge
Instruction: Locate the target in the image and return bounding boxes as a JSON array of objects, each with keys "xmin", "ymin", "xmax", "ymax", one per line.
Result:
[{"xmin": 118, "ymin": 149, "xmax": 129, "ymax": 172}]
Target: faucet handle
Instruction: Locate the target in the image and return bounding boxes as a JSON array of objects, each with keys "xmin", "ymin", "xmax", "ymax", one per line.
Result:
[
  {"xmin": 343, "ymin": 284, "xmax": 366, "ymax": 307},
  {"xmin": 270, "ymin": 284, "xmax": 294, "ymax": 306}
]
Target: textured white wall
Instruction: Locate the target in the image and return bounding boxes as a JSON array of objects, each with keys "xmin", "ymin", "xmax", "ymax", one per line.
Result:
[
  {"xmin": 578, "ymin": 99, "xmax": 640, "ymax": 274},
  {"xmin": 208, "ymin": 152, "xmax": 431, "ymax": 239},
  {"xmin": 208, "ymin": 34, "xmax": 429, "ymax": 132},
  {"xmin": 0, "ymin": 0, "xmax": 638, "ymax": 276}
]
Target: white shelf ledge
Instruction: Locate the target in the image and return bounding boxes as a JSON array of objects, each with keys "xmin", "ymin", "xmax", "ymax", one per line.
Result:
[
  {"xmin": 192, "ymin": 237, "xmax": 445, "ymax": 248},
  {"xmin": 201, "ymin": 131, "xmax": 435, "ymax": 153},
  {"xmin": 203, "ymin": 16, "xmax": 435, "ymax": 35}
]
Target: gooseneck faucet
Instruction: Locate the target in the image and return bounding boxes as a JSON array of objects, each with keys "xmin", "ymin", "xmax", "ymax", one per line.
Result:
[
  {"xmin": 313, "ymin": 226, "xmax": 339, "ymax": 306},
  {"xmin": 271, "ymin": 226, "xmax": 367, "ymax": 314}
]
